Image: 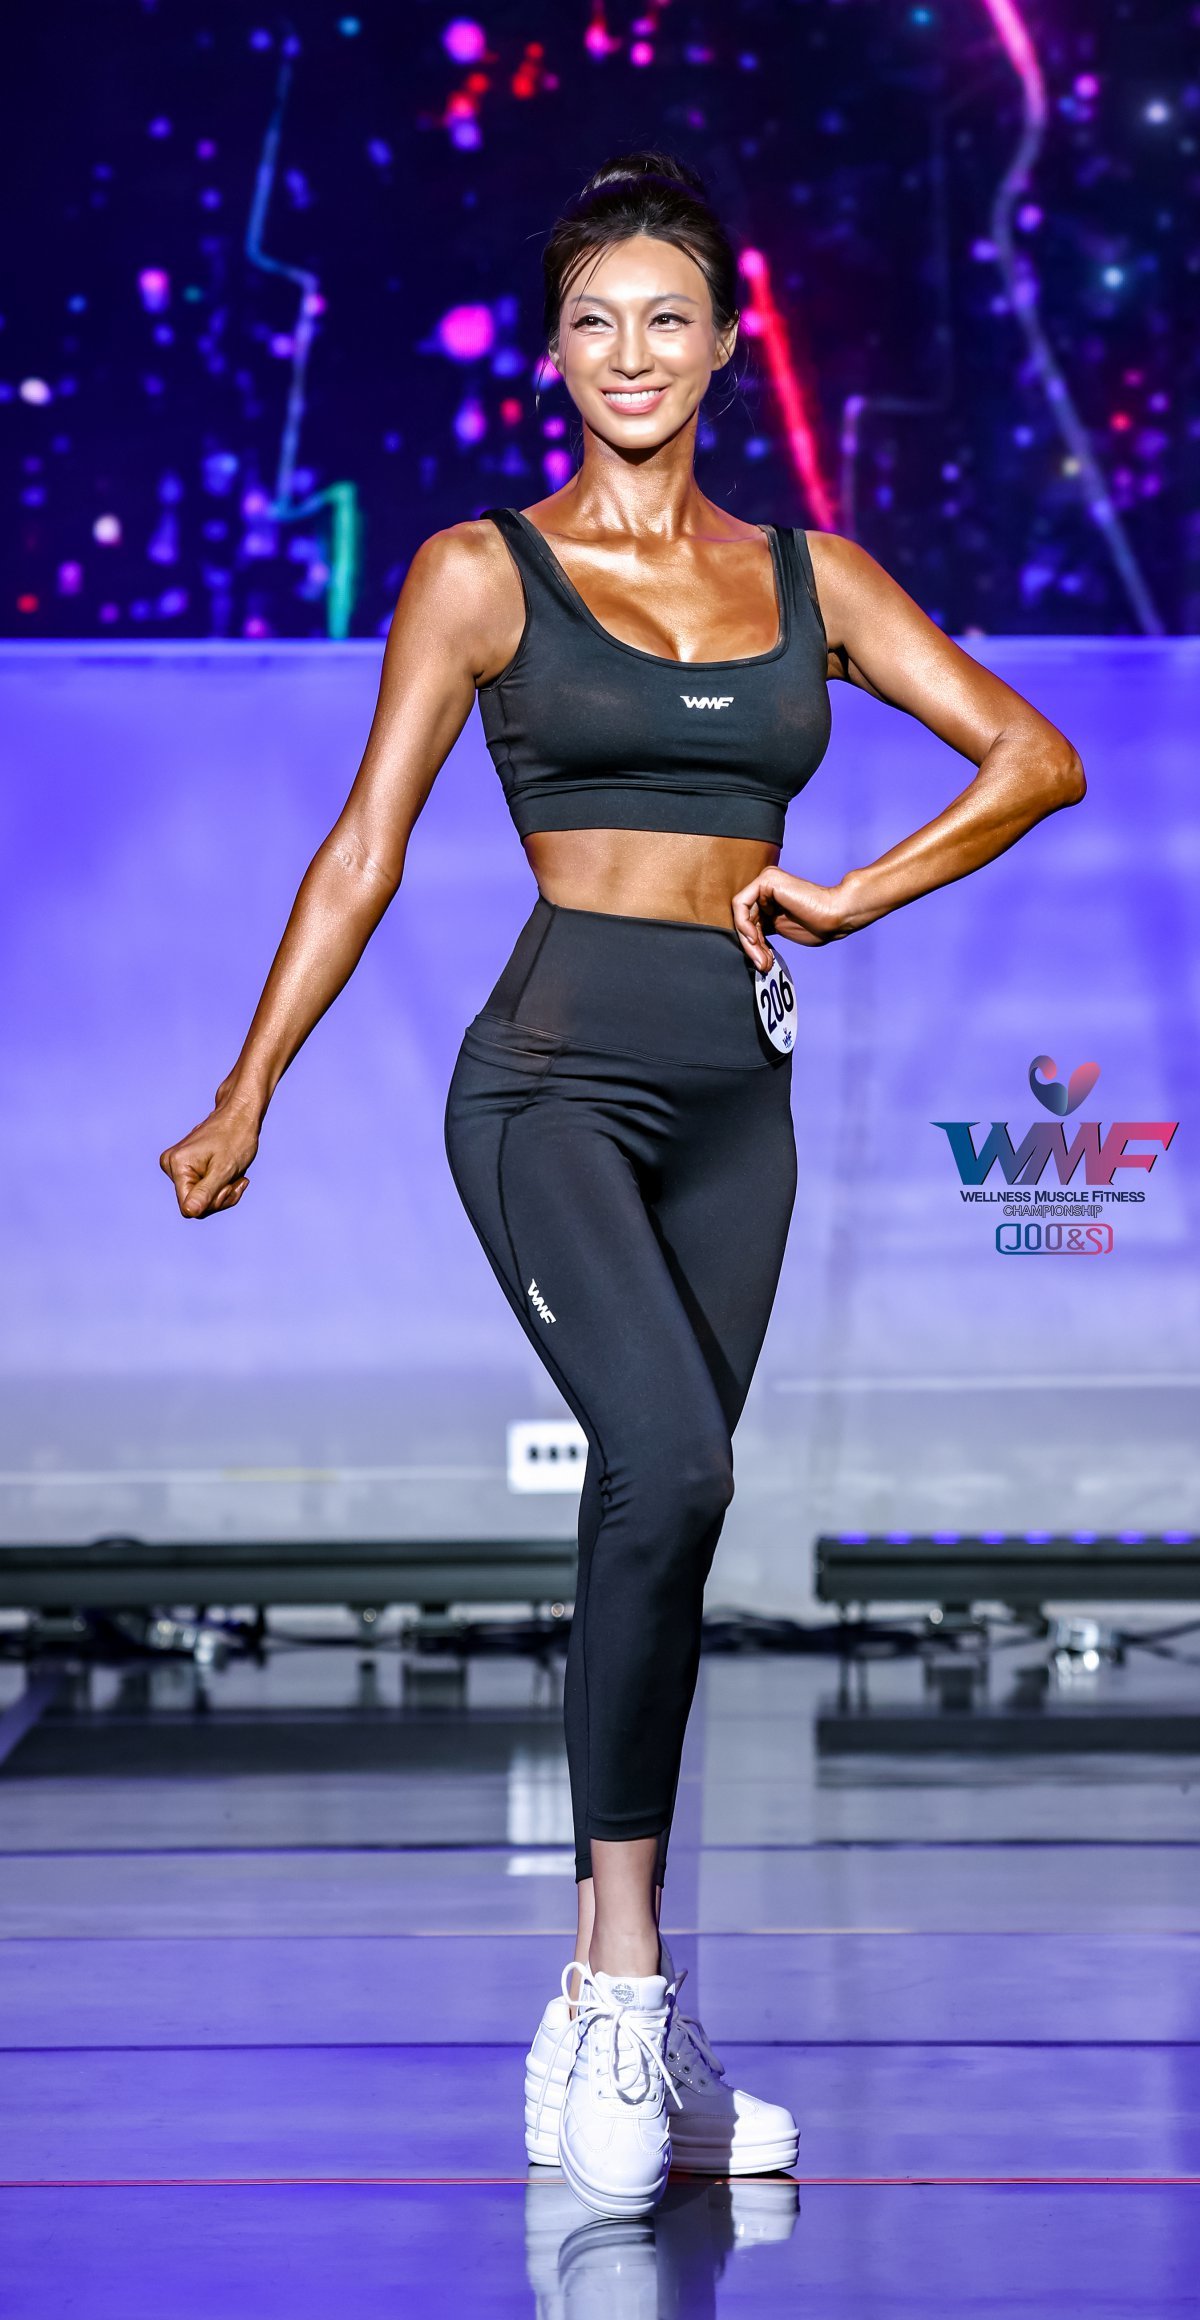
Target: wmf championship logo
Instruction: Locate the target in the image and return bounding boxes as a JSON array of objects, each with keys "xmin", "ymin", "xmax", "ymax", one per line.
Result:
[{"xmin": 933, "ymin": 1056, "xmax": 1178, "ymax": 1254}]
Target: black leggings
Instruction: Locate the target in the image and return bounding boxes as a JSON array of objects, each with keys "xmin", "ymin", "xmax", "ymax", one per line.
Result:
[{"xmin": 444, "ymin": 898, "xmax": 796, "ymax": 1883}]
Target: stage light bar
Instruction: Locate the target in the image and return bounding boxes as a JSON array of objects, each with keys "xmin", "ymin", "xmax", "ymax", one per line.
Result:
[
  {"xmin": 815, "ymin": 1532, "xmax": 1199, "ymax": 1613},
  {"xmin": 0, "ymin": 1536, "xmax": 578, "ymax": 1616}
]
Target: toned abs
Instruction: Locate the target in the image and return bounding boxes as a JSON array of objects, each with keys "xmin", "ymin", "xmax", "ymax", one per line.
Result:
[{"xmin": 525, "ymin": 828, "xmax": 780, "ymax": 929}]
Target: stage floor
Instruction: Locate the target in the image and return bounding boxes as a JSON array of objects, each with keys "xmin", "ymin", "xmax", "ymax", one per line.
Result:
[{"xmin": 1, "ymin": 1637, "xmax": 1198, "ymax": 2314}]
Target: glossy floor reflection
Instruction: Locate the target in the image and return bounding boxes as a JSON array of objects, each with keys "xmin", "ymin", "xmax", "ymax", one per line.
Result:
[
  {"xmin": 3, "ymin": 2183, "xmax": 1198, "ymax": 2316},
  {"xmin": 2, "ymin": 1643, "xmax": 1199, "ymax": 2315}
]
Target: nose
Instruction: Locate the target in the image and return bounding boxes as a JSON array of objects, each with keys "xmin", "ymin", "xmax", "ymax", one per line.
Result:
[{"xmin": 608, "ymin": 321, "xmax": 654, "ymax": 379}]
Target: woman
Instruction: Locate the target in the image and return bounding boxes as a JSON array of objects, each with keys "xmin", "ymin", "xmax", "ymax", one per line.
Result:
[{"xmin": 161, "ymin": 152, "xmax": 1085, "ymax": 2219}]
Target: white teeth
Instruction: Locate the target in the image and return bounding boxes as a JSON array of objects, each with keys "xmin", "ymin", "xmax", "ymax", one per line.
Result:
[{"xmin": 604, "ymin": 390, "xmax": 661, "ymax": 406}]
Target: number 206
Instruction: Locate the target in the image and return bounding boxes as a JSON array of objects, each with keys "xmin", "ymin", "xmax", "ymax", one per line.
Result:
[{"xmin": 759, "ymin": 971, "xmax": 795, "ymax": 1033}]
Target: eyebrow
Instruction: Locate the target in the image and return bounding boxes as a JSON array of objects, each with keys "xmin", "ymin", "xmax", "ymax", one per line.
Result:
[{"xmin": 566, "ymin": 291, "xmax": 701, "ymax": 310}]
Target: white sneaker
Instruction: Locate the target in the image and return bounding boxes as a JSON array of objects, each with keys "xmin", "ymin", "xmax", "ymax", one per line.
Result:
[
  {"xmin": 663, "ymin": 1955, "xmax": 799, "ymax": 2176},
  {"xmin": 555, "ymin": 1963, "xmax": 678, "ymax": 2219},
  {"xmin": 525, "ymin": 1982, "xmax": 578, "ymax": 2166},
  {"xmin": 525, "ymin": 1939, "xmax": 798, "ymax": 2178}
]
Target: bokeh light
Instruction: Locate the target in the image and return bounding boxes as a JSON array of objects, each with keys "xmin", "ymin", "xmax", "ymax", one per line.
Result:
[
  {"xmin": 138, "ymin": 268, "xmax": 170, "ymax": 314},
  {"xmin": 443, "ymin": 19, "xmax": 486, "ymax": 65},
  {"xmin": 454, "ymin": 395, "xmax": 487, "ymax": 444},
  {"xmin": 438, "ymin": 304, "xmax": 495, "ymax": 361}
]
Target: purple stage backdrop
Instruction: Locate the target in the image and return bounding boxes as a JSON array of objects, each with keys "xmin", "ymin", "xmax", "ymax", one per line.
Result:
[{"xmin": 2, "ymin": 639, "xmax": 1196, "ymax": 1607}]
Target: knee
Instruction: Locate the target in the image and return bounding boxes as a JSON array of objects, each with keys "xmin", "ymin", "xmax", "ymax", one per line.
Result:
[
  {"xmin": 626, "ymin": 1422, "xmax": 734, "ymax": 1543},
  {"xmin": 679, "ymin": 1436, "xmax": 735, "ymax": 1531}
]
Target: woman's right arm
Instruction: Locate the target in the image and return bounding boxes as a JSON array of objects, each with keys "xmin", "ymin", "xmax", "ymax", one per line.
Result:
[{"xmin": 159, "ymin": 520, "xmax": 518, "ymax": 1218}]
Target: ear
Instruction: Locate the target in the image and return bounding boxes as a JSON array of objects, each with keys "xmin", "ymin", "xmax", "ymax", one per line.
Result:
[{"xmin": 712, "ymin": 318, "xmax": 739, "ymax": 372}]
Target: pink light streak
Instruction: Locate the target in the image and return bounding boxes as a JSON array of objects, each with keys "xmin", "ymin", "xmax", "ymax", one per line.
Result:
[
  {"xmin": 977, "ymin": 0, "xmax": 1161, "ymax": 632},
  {"xmin": 739, "ymin": 248, "xmax": 835, "ymax": 530},
  {"xmin": 977, "ymin": 0, "xmax": 1045, "ymax": 119}
]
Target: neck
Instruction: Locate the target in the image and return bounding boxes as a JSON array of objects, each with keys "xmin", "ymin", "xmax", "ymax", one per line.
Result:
[{"xmin": 552, "ymin": 415, "xmax": 709, "ymax": 541}]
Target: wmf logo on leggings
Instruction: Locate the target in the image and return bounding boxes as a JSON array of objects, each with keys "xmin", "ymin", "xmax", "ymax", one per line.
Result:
[{"xmin": 932, "ymin": 1056, "xmax": 1179, "ymax": 1253}]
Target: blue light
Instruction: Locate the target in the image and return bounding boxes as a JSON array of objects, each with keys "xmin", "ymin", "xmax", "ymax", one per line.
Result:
[
  {"xmin": 1072, "ymin": 1531, "xmax": 1097, "ymax": 1544},
  {"xmin": 839, "ymin": 1533, "xmax": 870, "ymax": 1545}
]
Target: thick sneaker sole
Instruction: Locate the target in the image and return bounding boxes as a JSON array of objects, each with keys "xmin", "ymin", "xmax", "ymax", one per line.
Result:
[
  {"xmin": 557, "ymin": 2132, "xmax": 670, "ymax": 2221},
  {"xmin": 525, "ymin": 2057, "xmax": 566, "ymax": 2166},
  {"xmin": 525, "ymin": 1994, "xmax": 577, "ymax": 2167},
  {"xmin": 669, "ymin": 2127, "xmax": 799, "ymax": 2176},
  {"xmin": 532, "ymin": 2089, "xmax": 799, "ymax": 2176}
]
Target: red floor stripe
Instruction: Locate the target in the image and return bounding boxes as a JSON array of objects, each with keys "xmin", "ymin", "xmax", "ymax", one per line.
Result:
[{"xmin": 2, "ymin": 2174, "xmax": 1199, "ymax": 2189}]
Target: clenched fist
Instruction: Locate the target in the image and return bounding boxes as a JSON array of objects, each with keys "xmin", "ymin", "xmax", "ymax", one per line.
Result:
[{"xmin": 159, "ymin": 1084, "xmax": 261, "ymax": 1218}]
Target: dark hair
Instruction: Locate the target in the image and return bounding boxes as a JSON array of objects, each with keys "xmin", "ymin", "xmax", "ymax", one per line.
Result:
[{"xmin": 541, "ymin": 150, "xmax": 740, "ymax": 355}]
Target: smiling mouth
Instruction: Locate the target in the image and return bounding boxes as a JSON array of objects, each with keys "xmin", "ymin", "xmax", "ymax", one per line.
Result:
[{"xmin": 601, "ymin": 387, "xmax": 668, "ymax": 410}]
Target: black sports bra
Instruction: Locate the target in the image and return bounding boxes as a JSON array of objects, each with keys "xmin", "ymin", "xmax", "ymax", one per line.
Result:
[{"xmin": 476, "ymin": 506, "xmax": 831, "ymax": 847}]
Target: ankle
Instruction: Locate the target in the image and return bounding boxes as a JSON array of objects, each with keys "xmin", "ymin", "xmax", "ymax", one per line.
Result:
[{"xmin": 589, "ymin": 1927, "xmax": 663, "ymax": 1981}]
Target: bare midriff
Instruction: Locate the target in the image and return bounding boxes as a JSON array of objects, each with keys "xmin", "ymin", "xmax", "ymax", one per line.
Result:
[{"xmin": 523, "ymin": 828, "xmax": 779, "ymax": 931}]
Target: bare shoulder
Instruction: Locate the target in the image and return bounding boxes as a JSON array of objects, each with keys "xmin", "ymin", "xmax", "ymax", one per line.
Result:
[
  {"xmin": 396, "ymin": 516, "xmax": 524, "ymax": 683},
  {"xmin": 403, "ymin": 515, "xmax": 516, "ymax": 605},
  {"xmin": 804, "ymin": 529, "xmax": 937, "ymax": 664},
  {"xmin": 805, "ymin": 528, "xmax": 893, "ymax": 600},
  {"xmin": 799, "ymin": 531, "xmax": 1081, "ymax": 779}
]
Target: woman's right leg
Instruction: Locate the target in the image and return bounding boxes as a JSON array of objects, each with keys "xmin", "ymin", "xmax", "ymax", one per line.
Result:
[
  {"xmin": 444, "ymin": 1028, "xmax": 737, "ymax": 1935},
  {"xmin": 567, "ymin": 1451, "xmax": 668, "ymax": 1981}
]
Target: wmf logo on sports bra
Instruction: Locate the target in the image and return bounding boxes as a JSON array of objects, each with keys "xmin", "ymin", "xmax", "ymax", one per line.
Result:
[{"xmin": 933, "ymin": 1056, "xmax": 1179, "ymax": 1254}]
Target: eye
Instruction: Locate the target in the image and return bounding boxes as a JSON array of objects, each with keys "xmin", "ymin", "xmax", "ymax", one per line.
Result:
[
  {"xmin": 651, "ymin": 310, "xmax": 689, "ymax": 327},
  {"xmin": 573, "ymin": 312, "xmax": 610, "ymax": 329}
]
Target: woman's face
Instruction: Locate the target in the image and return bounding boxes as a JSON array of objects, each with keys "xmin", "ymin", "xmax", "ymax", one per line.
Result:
[{"xmin": 551, "ymin": 232, "xmax": 737, "ymax": 452}]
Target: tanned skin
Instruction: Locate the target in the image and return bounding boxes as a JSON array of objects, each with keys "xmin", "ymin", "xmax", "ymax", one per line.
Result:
[
  {"xmin": 161, "ymin": 232, "xmax": 1083, "ymax": 1218},
  {"xmin": 160, "ymin": 230, "xmax": 1084, "ymax": 1983}
]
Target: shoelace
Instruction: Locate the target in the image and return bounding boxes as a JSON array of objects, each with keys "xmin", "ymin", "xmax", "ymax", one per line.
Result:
[
  {"xmin": 665, "ymin": 1966, "xmax": 725, "ymax": 2087},
  {"xmin": 531, "ymin": 1961, "xmax": 682, "ymax": 2143},
  {"xmin": 573, "ymin": 1962, "xmax": 684, "ymax": 2114}
]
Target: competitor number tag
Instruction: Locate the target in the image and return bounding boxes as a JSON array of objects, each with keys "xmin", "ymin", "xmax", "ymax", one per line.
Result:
[{"xmin": 754, "ymin": 944, "xmax": 796, "ymax": 1054}]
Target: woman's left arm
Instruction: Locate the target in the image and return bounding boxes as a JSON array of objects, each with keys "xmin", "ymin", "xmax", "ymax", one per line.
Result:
[{"xmin": 731, "ymin": 532, "xmax": 1087, "ymax": 969}]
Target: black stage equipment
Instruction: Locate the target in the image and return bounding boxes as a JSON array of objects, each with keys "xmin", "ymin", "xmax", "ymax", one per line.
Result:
[
  {"xmin": 815, "ymin": 1531, "xmax": 1200, "ymax": 1618},
  {"xmin": 0, "ymin": 1535, "xmax": 577, "ymax": 1617}
]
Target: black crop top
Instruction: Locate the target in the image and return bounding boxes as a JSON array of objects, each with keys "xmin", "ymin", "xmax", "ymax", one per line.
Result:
[{"xmin": 476, "ymin": 506, "xmax": 831, "ymax": 847}]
